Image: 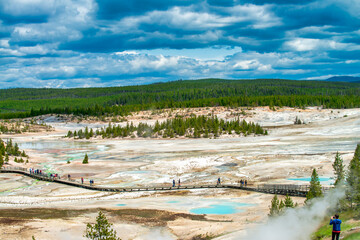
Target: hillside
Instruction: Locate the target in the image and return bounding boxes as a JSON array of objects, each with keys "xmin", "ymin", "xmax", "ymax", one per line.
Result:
[
  {"xmin": 326, "ymin": 76, "xmax": 360, "ymax": 83},
  {"xmin": 1, "ymin": 79, "xmax": 360, "ymax": 119}
]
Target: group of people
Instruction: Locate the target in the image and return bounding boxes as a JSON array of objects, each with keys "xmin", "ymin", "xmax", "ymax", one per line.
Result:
[
  {"xmin": 171, "ymin": 177, "xmax": 223, "ymax": 187},
  {"xmin": 29, "ymin": 168, "xmax": 59, "ymax": 179},
  {"xmin": 172, "ymin": 179, "xmax": 181, "ymax": 187},
  {"xmin": 239, "ymin": 179, "xmax": 247, "ymax": 187},
  {"xmin": 69, "ymin": 175, "xmax": 94, "ymax": 186},
  {"xmin": 89, "ymin": 179, "xmax": 95, "ymax": 186},
  {"xmin": 29, "ymin": 168, "xmax": 42, "ymax": 175}
]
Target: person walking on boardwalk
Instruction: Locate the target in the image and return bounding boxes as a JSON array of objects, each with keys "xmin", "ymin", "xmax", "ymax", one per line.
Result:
[
  {"xmin": 330, "ymin": 214, "xmax": 342, "ymax": 240},
  {"xmin": 81, "ymin": 177, "xmax": 84, "ymax": 184},
  {"xmin": 178, "ymin": 179, "xmax": 181, "ymax": 187},
  {"xmin": 217, "ymin": 177, "xmax": 221, "ymax": 185},
  {"xmin": 245, "ymin": 180, "xmax": 247, "ymax": 187},
  {"xmin": 172, "ymin": 179, "xmax": 175, "ymax": 187}
]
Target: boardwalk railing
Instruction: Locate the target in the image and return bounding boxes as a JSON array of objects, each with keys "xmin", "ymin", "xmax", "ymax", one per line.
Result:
[{"xmin": 0, "ymin": 167, "xmax": 333, "ymax": 197}]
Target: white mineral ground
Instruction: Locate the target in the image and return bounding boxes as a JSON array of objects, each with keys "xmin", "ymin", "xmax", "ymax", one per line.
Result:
[{"xmin": 0, "ymin": 107, "xmax": 359, "ymax": 239}]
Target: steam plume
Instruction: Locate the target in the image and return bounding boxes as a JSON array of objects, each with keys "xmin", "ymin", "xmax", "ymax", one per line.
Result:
[{"xmin": 245, "ymin": 187, "xmax": 345, "ymax": 240}]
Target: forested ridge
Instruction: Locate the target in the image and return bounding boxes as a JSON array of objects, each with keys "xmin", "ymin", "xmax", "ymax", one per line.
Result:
[{"xmin": 1, "ymin": 79, "xmax": 360, "ymax": 119}]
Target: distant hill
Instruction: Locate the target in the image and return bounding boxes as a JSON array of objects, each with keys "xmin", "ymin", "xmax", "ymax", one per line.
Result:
[
  {"xmin": 0, "ymin": 78, "xmax": 360, "ymax": 119},
  {"xmin": 326, "ymin": 76, "xmax": 360, "ymax": 83}
]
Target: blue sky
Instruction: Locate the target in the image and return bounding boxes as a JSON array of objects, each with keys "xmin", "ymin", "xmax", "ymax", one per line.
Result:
[{"xmin": 0, "ymin": 0, "xmax": 360, "ymax": 88}]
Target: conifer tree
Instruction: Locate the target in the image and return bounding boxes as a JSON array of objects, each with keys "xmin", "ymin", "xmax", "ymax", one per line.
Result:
[
  {"xmin": 84, "ymin": 211, "xmax": 120, "ymax": 240},
  {"xmin": 14, "ymin": 143, "xmax": 19, "ymax": 155},
  {"xmin": 83, "ymin": 153, "xmax": 89, "ymax": 164},
  {"xmin": 279, "ymin": 200, "xmax": 285, "ymax": 211},
  {"xmin": 66, "ymin": 130, "xmax": 72, "ymax": 137},
  {"xmin": 306, "ymin": 169, "xmax": 323, "ymax": 203},
  {"xmin": 346, "ymin": 144, "xmax": 360, "ymax": 207},
  {"xmin": 284, "ymin": 194, "xmax": 295, "ymax": 208},
  {"xmin": 332, "ymin": 152, "xmax": 345, "ymax": 185},
  {"xmin": 269, "ymin": 195, "xmax": 280, "ymax": 217},
  {"xmin": 0, "ymin": 152, "xmax": 3, "ymax": 168}
]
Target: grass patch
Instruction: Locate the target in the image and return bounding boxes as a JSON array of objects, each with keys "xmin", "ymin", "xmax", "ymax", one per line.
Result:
[
  {"xmin": 312, "ymin": 222, "xmax": 355, "ymax": 240},
  {"xmin": 343, "ymin": 232, "xmax": 360, "ymax": 240},
  {"xmin": 312, "ymin": 210, "xmax": 360, "ymax": 240}
]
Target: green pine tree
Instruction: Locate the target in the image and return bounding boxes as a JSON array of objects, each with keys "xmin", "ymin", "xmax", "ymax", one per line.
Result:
[
  {"xmin": 0, "ymin": 152, "xmax": 3, "ymax": 168},
  {"xmin": 269, "ymin": 194, "xmax": 280, "ymax": 217},
  {"xmin": 332, "ymin": 152, "xmax": 345, "ymax": 186},
  {"xmin": 67, "ymin": 131, "xmax": 73, "ymax": 137},
  {"xmin": 306, "ymin": 169, "xmax": 323, "ymax": 203},
  {"xmin": 83, "ymin": 153, "xmax": 89, "ymax": 164},
  {"xmin": 84, "ymin": 211, "xmax": 121, "ymax": 240},
  {"xmin": 279, "ymin": 200, "xmax": 285, "ymax": 212},
  {"xmin": 284, "ymin": 194, "xmax": 295, "ymax": 208},
  {"xmin": 346, "ymin": 144, "xmax": 360, "ymax": 207}
]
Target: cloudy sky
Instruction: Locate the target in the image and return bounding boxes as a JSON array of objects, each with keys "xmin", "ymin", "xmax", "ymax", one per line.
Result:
[{"xmin": 0, "ymin": 0, "xmax": 360, "ymax": 88}]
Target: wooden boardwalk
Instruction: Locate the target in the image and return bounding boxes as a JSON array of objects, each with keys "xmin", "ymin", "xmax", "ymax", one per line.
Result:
[{"xmin": 0, "ymin": 167, "xmax": 331, "ymax": 197}]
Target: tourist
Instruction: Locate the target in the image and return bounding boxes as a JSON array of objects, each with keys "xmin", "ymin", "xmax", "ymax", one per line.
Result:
[
  {"xmin": 172, "ymin": 179, "xmax": 175, "ymax": 187},
  {"xmin": 81, "ymin": 177, "xmax": 84, "ymax": 184},
  {"xmin": 178, "ymin": 179, "xmax": 181, "ymax": 187},
  {"xmin": 330, "ymin": 214, "xmax": 342, "ymax": 240},
  {"xmin": 245, "ymin": 180, "xmax": 247, "ymax": 187},
  {"xmin": 217, "ymin": 177, "xmax": 221, "ymax": 185}
]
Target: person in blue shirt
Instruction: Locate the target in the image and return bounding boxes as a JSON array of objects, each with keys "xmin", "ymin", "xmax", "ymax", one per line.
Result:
[{"xmin": 329, "ymin": 214, "xmax": 342, "ymax": 240}]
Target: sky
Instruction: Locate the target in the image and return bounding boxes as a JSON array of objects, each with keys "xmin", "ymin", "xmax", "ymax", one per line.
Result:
[{"xmin": 0, "ymin": 0, "xmax": 360, "ymax": 88}]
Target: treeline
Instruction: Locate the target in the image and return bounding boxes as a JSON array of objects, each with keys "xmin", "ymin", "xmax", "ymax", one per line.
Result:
[
  {"xmin": 2, "ymin": 94, "xmax": 360, "ymax": 120},
  {"xmin": 1, "ymin": 79, "xmax": 360, "ymax": 119},
  {"xmin": 2, "ymin": 79, "xmax": 360, "ymax": 101},
  {"xmin": 66, "ymin": 115, "xmax": 267, "ymax": 139}
]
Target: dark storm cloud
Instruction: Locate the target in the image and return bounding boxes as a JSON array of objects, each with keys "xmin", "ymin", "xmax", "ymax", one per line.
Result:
[
  {"xmin": 95, "ymin": 0, "xmax": 194, "ymax": 19},
  {"xmin": 0, "ymin": 0, "xmax": 54, "ymax": 24}
]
